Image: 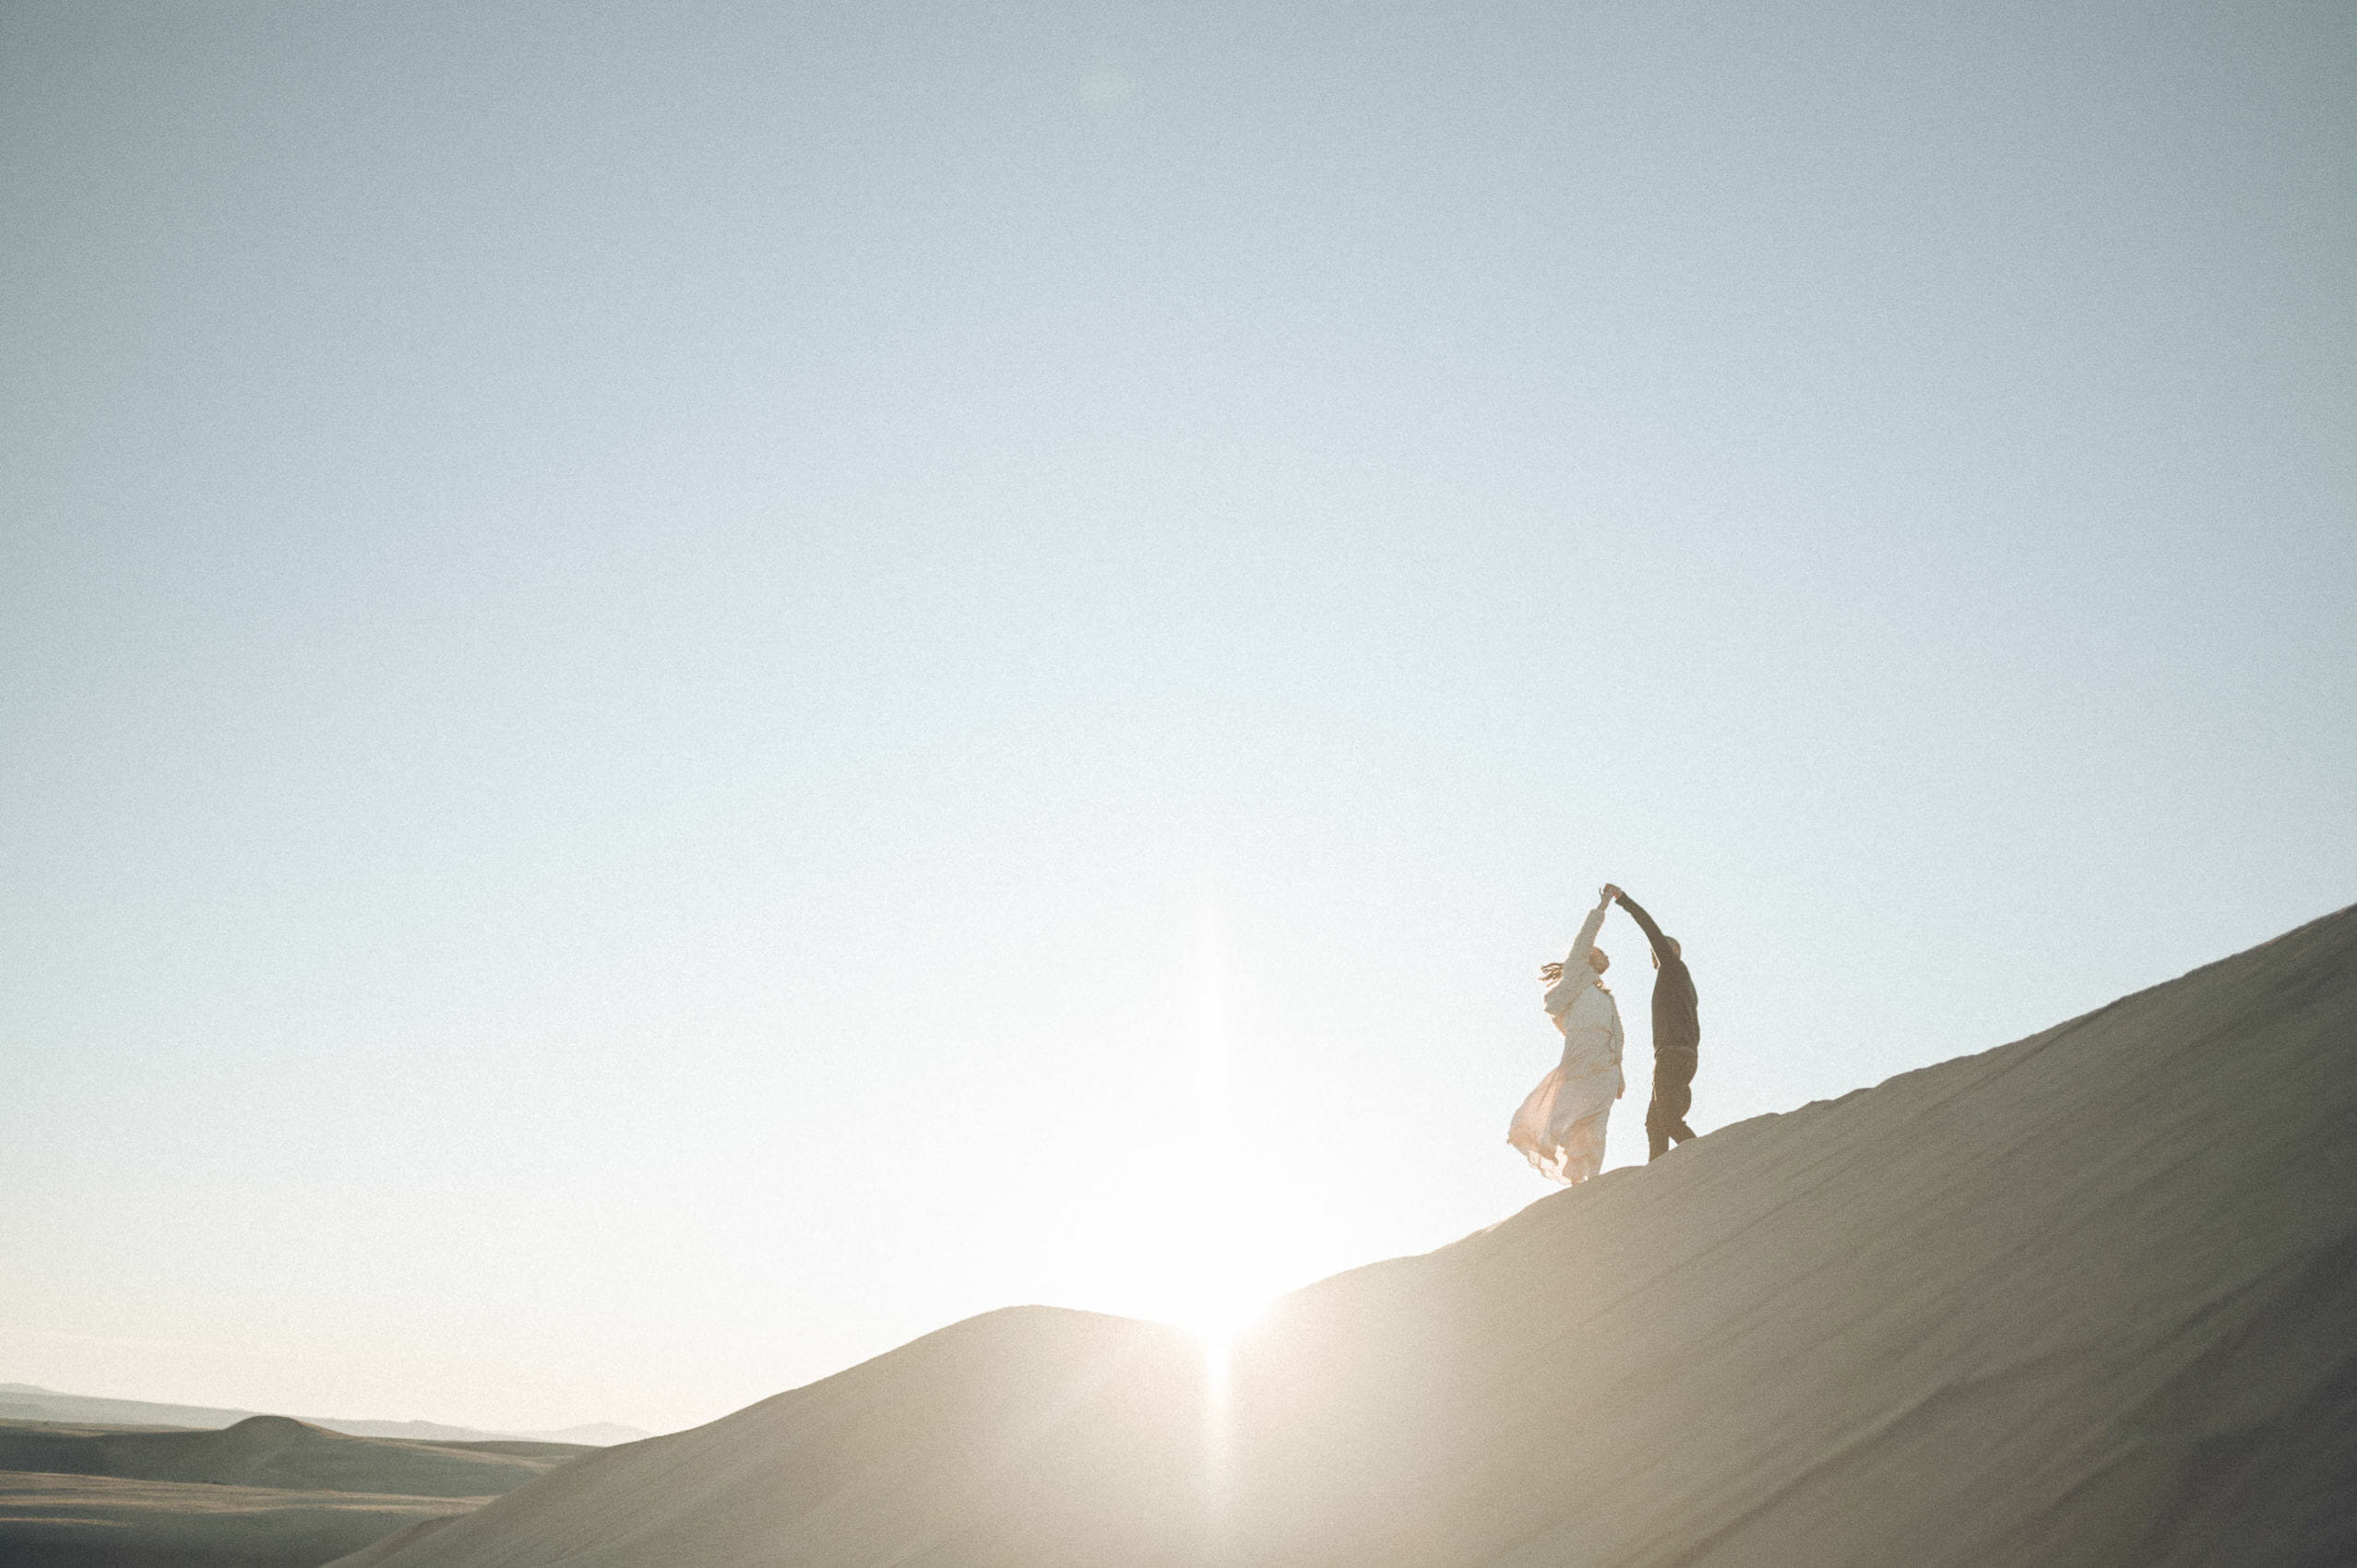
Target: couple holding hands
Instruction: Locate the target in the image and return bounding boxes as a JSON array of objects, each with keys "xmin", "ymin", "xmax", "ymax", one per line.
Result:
[{"xmin": 1508, "ymin": 885, "xmax": 1700, "ymax": 1184}]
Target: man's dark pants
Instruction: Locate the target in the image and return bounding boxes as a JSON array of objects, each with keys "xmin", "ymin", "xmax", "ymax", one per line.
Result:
[{"xmin": 1647, "ymin": 1063, "xmax": 1697, "ymax": 1160}]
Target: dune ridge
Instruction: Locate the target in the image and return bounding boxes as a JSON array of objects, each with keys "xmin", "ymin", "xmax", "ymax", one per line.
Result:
[{"xmin": 339, "ymin": 904, "xmax": 2356, "ymax": 1566}]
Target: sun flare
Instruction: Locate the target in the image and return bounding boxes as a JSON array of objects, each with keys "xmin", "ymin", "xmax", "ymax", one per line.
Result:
[
  {"xmin": 1058, "ymin": 1136, "xmax": 1327, "ymax": 1340},
  {"xmin": 1056, "ymin": 911, "xmax": 1339, "ymax": 1339}
]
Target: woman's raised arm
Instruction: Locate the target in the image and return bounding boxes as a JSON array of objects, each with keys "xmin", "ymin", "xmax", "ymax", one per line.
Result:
[{"xmin": 1544, "ymin": 888, "xmax": 1616, "ymax": 1014}]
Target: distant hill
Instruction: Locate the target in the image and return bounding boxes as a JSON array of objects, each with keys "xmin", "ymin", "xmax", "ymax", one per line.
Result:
[
  {"xmin": 0, "ymin": 1414, "xmax": 581, "ymax": 1497},
  {"xmin": 0, "ymin": 1415, "xmax": 589, "ymax": 1567},
  {"xmin": 0, "ymin": 1384, "xmax": 649, "ymax": 1445},
  {"xmin": 336, "ymin": 905, "xmax": 2357, "ymax": 1568},
  {"xmin": 0, "ymin": 1469, "xmax": 471, "ymax": 1568}
]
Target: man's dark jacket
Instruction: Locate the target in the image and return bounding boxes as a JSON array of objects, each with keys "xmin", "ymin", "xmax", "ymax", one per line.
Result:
[{"xmin": 1616, "ymin": 894, "xmax": 1699, "ymax": 1078}]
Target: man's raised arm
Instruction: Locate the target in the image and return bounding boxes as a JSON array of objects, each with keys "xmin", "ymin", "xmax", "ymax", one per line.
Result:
[{"xmin": 1615, "ymin": 891, "xmax": 1674, "ymax": 965}]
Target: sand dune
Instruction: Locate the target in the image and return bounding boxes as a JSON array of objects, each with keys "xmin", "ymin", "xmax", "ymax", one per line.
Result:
[{"xmin": 334, "ymin": 904, "xmax": 2356, "ymax": 1565}]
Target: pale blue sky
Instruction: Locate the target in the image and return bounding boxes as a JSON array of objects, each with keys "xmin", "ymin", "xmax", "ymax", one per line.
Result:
[{"xmin": 3, "ymin": 0, "xmax": 2351, "ymax": 1433}]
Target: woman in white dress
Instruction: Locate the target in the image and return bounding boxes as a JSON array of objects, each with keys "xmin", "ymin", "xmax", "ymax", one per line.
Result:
[{"xmin": 1507, "ymin": 885, "xmax": 1625, "ymax": 1183}]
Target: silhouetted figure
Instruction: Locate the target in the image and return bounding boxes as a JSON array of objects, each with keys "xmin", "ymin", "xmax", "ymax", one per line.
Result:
[{"xmin": 1611, "ymin": 888, "xmax": 1699, "ymax": 1159}]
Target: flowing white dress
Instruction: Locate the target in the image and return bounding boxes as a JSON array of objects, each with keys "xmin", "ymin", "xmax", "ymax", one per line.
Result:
[{"xmin": 1507, "ymin": 900, "xmax": 1625, "ymax": 1183}]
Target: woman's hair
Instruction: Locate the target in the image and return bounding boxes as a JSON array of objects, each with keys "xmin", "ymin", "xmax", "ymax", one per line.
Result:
[{"xmin": 1540, "ymin": 950, "xmax": 1611, "ymax": 982}]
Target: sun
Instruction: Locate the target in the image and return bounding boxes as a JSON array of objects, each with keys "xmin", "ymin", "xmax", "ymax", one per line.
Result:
[
  {"xmin": 1055, "ymin": 907, "xmax": 1337, "ymax": 1338},
  {"xmin": 1058, "ymin": 1138, "xmax": 1323, "ymax": 1340}
]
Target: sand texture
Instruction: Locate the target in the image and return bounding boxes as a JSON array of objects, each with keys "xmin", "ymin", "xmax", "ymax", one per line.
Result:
[{"xmin": 327, "ymin": 905, "xmax": 2357, "ymax": 1566}]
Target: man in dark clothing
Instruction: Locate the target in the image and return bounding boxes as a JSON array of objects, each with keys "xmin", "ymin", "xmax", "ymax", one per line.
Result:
[{"xmin": 1605, "ymin": 885, "xmax": 1699, "ymax": 1159}]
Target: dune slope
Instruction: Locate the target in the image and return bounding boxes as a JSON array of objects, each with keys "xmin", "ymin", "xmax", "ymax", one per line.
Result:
[{"xmin": 338, "ymin": 905, "xmax": 2357, "ymax": 1568}]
